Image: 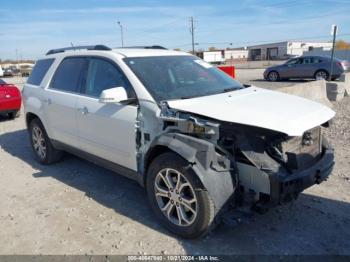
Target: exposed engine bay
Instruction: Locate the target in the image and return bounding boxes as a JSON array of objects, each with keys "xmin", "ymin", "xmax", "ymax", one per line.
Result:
[{"xmin": 141, "ymin": 102, "xmax": 334, "ymax": 215}]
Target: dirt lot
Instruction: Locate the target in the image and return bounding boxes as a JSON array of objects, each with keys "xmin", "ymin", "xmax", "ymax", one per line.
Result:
[{"xmin": 0, "ymin": 77, "xmax": 349, "ymax": 255}]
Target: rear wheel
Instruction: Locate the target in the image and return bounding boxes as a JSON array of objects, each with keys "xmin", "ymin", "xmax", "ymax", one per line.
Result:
[
  {"xmin": 146, "ymin": 152, "xmax": 215, "ymax": 238},
  {"xmin": 8, "ymin": 110, "xmax": 20, "ymax": 119},
  {"xmin": 29, "ymin": 118, "xmax": 63, "ymax": 164},
  {"xmin": 314, "ymin": 70, "xmax": 329, "ymax": 80},
  {"xmin": 267, "ymin": 71, "xmax": 280, "ymax": 81}
]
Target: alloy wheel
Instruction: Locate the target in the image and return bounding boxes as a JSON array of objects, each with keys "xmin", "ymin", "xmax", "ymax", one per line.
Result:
[
  {"xmin": 315, "ymin": 71, "xmax": 328, "ymax": 80},
  {"xmin": 268, "ymin": 71, "xmax": 278, "ymax": 81},
  {"xmin": 154, "ymin": 168, "xmax": 198, "ymax": 227},
  {"xmin": 32, "ymin": 126, "xmax": 47, "ymax": 159}
]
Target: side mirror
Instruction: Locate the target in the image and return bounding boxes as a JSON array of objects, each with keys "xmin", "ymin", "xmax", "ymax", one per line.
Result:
[{"xmin": 99, "ymin": 87, "xmax": 128, "ymax": 104}]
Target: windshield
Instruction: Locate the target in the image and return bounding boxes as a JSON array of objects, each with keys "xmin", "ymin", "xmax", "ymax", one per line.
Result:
[{"xmin": 124, "ymin": 56, "xmax": 242, "ymax": 101}]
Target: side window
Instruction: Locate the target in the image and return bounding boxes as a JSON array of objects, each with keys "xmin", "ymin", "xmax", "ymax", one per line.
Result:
[
  {"xmin": 302, "ymin": 58, "xmax": 313, "ymax": 64},
  {"xmin": 84, "ymin": 58, "xmax": 133, "ymax": 98},
  {"xmin": 27, "ymin": 58, "xmax": 54, "ymax": 85},
  {"xmin": 295, "ymin": 58, "xmax": 303, "ymax": 64},
  {"xmin": 286, "ymin": 58, "xmax": 299, "ymax": 65},
  {"xmin": 50, "ymin": 57, "xmax": 87, "ymax": 93}
]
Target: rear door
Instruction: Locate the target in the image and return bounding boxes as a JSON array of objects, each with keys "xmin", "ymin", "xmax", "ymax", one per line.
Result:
[
  {"xmin": 45, "ymin": 57, "xmax": 88, "ymax": 147},
  {"xmin": 76, "ymin": 57, "xmax": 138, "ymax": 170}
]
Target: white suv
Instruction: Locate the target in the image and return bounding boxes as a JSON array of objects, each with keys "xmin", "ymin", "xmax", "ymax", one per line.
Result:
[{"xmin": 23, "ymin": 45, "xmax": 335, "ymax": 238}]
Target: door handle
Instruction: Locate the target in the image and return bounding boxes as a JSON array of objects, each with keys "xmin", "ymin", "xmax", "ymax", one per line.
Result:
[{"xmin": 78, "ymin": 106, "xmax": 89, "ymax": 115}]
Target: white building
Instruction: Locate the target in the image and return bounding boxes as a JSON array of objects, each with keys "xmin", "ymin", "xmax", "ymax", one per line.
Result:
[
  {"xmin": 247, "ymin": 41, "xmax": 333, "ymax": 61},
  {"xmin": 224, "ymin": 48, "xmax": 248, "ymax": 60}
]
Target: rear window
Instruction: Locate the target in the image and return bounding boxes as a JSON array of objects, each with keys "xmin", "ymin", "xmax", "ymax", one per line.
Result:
[
  {"xmin": 0, "ymin": 79, "xmax": 6, "ymax": 85},
  {"xmin": 27, "ymin": 58, "xmax": 55, "ymax": 86}
]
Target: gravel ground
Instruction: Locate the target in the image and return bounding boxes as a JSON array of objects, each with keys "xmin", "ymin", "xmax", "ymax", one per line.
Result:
[{"xmin": 0, "ymin": 77, "xmax": 349, "ymax": 255}]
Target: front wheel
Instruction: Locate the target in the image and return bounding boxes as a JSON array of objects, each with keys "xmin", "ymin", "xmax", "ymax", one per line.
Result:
[
  {"xmin": 267, "ymin": 71, "xmax": 280, "ymax": 81},
  {"xmin": 146, "ymin": 152, "xmax": 215, "ymax": 239}
]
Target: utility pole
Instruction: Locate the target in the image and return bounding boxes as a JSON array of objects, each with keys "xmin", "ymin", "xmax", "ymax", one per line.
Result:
[
  {"xmin": 329, "ymin": 24, "xmax": 337, "ymax": 81},
  {"xmin": 190, "ymin": 17, "xmax": 195, "ymax": 55},
  {"xmin": 15, "ymin": 49, "xmax": 18, "ymax": 64},
  {"xmin": 117, "ymin": 20, "xmax": 124, "ymax": 47}
]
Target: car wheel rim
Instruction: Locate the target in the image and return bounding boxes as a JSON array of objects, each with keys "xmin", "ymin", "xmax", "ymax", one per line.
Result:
[
  {"xmin": 32, "ymin": 126, "xmax": 47, "ymax": 159},
  {"xmin": 316, "ymin": 71, "xmax": 327, "ymax": 79},
  {"xmin": 154, "ymin": 168, "xmax": 198, "ymax": 227},
  {"xmin": 269, "ymin": 72, "xmax": 277, "ymax": 81}
]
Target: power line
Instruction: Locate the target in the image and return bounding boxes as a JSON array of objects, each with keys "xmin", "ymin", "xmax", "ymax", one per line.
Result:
[{"xmin": 173, "ymin": 33, "xmax": 350, "ymax": 48}]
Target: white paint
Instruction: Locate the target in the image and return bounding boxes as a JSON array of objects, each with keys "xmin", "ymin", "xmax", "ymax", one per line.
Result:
[
  {"xmin": 168, "ymin": 86, "xmax": 335, "ymax": 136},
  {"xmin": 194, "ymin": 59, "xmax": 213, "ymax": 68}
]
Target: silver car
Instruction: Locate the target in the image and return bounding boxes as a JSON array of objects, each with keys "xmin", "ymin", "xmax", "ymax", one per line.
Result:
[{"xmin": 264, "ymin": 56, "xmax": 346, "ymax": 81}]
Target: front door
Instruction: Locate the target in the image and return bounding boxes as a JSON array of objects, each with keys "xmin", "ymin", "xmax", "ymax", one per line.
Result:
[
  {"xmin": 279, "ymin": 58, "xmax": 302, "ymax": 78},
  {"xmin": 76, "ymin": 57, "xmax": 138, "ymax": 171}
]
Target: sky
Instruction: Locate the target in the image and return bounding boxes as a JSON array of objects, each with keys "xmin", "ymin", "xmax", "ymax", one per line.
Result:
[{"xmin": 1, "ymin": 0, "xmax": 350, "ymax": 60}]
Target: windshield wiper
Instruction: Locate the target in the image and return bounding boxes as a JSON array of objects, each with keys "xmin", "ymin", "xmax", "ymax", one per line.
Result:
[
  {"xmin": 179, "ymin": 86, "xmax": 243, "ymax": 100},
  {"xmin": 221, "ymin": 87, "xmax": 242, "ymax": 93},
  {"xmin": 180, "ymin": 95, "xmax": 198, "ymax": 100}
]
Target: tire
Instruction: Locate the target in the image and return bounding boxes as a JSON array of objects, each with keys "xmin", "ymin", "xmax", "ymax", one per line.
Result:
[
  {"xmin": 146, "ymin": 152, "xmax": 215, "ymax": 239},
  {"xmin": 267, "ymin": 71, "xmax": 280, "ymax": 81},
  {"xmin": 8, "ymin": 110, "xmax": 20, "ymax": 119},
  {"xmin": 314, "ymin": 70, "xmax": 329, "ymax": 80},
  {"xmin": 29, "ymin": 118, "xmax": 63, "ymax": 164}
]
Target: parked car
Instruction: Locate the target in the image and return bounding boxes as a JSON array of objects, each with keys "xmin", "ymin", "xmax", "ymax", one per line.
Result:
[
  {"xmin": 20, "ymin": 64, "xmax": 34, "ymax": 77},
  {"xmin": 3, "ymin": 68, "xmax": 14, "ymax": 77},
  {"xmin": 264, "ymin": 55, "xmax": 346, "ymax": 81},
  {"xmin": 0, "ymin": 79, "xmax": 21, "ymax": 119},
  {"xmin": 23, "ymin": 45, "xmax": 335, "ymax": 238},
  {"xmin": 341, "ymin": 60, "xmax": 350, "ymax": 71},
  {"xmin": 0, "ymin": 65, "xmax": 3, "ymax": 77}
]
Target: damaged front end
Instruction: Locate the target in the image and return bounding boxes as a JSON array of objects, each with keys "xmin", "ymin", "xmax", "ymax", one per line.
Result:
[
  {"xmin": 140, "ymin": 101, "xmax": 334, "ymax": 218},
  {"xmin": 219, "ymin": 122, "xmax": 334, "ymax": 212}
]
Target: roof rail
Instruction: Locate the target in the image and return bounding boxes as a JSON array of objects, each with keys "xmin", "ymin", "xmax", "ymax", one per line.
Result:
[
  {"xmin": 46, "ymin": 45, "xmax": 112, "ymax": 55},
  {"xmin": 118, "ymin": 45, "xmax": 167, "ymax": 50}
]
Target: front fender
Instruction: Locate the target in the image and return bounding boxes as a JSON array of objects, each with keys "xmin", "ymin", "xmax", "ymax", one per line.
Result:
[{"xmin": 146, "ymin": 133, "xmax": 236, "ymax": 213}]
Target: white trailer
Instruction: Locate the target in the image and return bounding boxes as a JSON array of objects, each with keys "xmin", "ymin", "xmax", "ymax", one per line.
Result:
[{"xmin": 203, "ymin": 51, "xmax": 225, "ymax": 64}]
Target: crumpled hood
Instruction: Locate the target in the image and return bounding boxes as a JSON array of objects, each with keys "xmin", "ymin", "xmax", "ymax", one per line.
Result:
[{"xmin": 167, "ymin": 87, "xmax": 335, "ymax": 136}]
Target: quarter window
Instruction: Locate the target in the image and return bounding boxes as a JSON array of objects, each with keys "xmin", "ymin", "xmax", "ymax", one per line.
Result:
[
  {"xmin": 27, "ymin": 58, "xmax": 54, "ymax": 86},
  {"xmin": 50, "ymin": 57, "xmax": 87, "ymax": 93},
  {"xmin": 84, "ymin": 58, "xmax": 132, "ymax": 98}
]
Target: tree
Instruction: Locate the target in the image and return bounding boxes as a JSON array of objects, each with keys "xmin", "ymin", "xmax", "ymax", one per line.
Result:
[
  {"xmin": 173, "ymin": 48, "xmax": 182, "ymax": 51},
  {"xmin": 208, "ymin": 46, "xmax": 217, "ymax": 51},
  {"xmin": 335, "ymin": 40, "xmax": 350, "ymax": 50}
]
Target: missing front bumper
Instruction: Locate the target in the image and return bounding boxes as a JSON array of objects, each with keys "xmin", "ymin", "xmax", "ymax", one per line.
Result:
[{"xmin": 265, "ymin": 147, "xmax": 334, "ymax": 207}]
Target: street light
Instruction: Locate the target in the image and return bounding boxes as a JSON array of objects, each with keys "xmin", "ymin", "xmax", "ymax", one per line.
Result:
[{"xmin": 117, "ymin": 20, "xmax": 124, "ymax": 47}]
